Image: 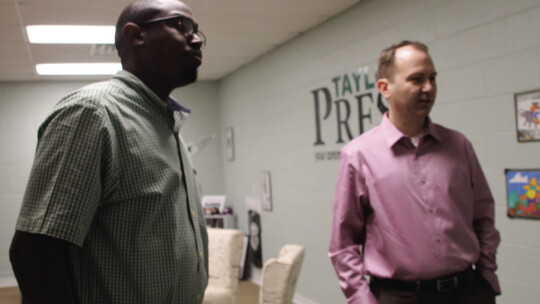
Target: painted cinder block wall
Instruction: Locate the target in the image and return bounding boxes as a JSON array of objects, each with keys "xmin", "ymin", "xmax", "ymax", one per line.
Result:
[{"xmin": 217, "ymin": 0, "xmax": 540, "ymax": 303}]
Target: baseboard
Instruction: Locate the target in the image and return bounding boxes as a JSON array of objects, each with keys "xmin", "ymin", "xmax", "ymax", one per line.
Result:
[
  {"xmin": 0, "ymin": 277, "xmax": 17, "ymax": 288},
  {"xmin": 248, "ymin": 274, "xmax": 319, "ymax": 304}
]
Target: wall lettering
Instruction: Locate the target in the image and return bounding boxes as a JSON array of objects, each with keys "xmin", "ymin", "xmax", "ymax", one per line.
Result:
[{"xmin": 312, "ymin": 66, "xmax": 388, "ymax": 146}]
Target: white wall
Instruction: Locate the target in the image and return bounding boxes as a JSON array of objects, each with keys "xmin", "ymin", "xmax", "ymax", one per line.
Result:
[
  {"xmin": 0, "ymin": 80, "xmax": 222, "ymax": 278},
  {"xmin": 218, "ymin": 0, "xmax": 540, "ymax": 303},
  {"xmin": 171, "ymin": 82, "xmax": 224, "ymax": 196}
]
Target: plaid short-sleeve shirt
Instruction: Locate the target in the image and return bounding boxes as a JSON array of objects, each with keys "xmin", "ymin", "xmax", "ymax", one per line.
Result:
[{"xmin": 16, "ymin": 70, "xmax": 208, "ymax": 303}]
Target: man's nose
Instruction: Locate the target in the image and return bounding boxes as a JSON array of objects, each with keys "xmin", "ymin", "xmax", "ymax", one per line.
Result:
[
  {"xmin": 191, "ymin": 33, "xmax": 205, "ymax": 48},
  {"xmin": 422, "ymin": 80, "xmax": 435, "ymax": 92}
]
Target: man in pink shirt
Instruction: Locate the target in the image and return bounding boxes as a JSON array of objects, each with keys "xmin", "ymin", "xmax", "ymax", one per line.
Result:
[{"xmin": 329, "ymin": 41, "xmax": 500, "ymax": 304}]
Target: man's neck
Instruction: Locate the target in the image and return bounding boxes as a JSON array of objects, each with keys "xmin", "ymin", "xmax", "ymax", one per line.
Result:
[
  {"xmin": 123, "ymin": 66, "xmax": 172, "ymax": 101},
  {"xmin": 388, "ymin": 113, "xmax": 426, "ymax": 137},
  {"xmin": 134, "ymin": 74, "xmax": 172, "ymax": 101}
]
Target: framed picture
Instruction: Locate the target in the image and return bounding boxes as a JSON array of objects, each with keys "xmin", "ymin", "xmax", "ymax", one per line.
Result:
[
  {"xmin": 259, "ymin": 171, "xmax": 272, "ymax": 211},
  {"xmin": 514, "ymin": 89, "xmax": 540, "ymax": 142},
  {"xmin": 248, "ymin": 210, "xmax": 263, "ymax": 268},
  {"xmin": 202, "ymin": 195, "xmax": 226, "ymax": 214},
  {"xmin": 225, "ymin": 127, "xmax": 235, "ymax": 161},
  {"xmin": 505, "ymin": 169, "xmax": 540, "ymax": 219}
]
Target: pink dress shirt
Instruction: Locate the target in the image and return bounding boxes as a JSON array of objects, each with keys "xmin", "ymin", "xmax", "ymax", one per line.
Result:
[{"xmin": 329, "ymin": 114, "xmax": 500, "ymax": 304}]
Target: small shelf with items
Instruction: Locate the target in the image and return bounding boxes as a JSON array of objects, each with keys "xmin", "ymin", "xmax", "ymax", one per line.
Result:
[
  {"xmin": 205, "ymin": 214, "xmax": 237, "ymax": 229},
  {"xmin": 202, "ymin": 195, "xmax": 236, "ymax": 228}
]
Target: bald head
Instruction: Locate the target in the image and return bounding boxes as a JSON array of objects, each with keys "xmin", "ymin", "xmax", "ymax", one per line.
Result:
[
  {"xmin": 377, "ymin": 40, "xmax": 429, "ymax": 81},
  {"xmin": 113, "ymin": 0, "xmax": 202, "ymax": 99},
  {"xmin": 115, "ymin": 1, "xmax": 153, "ymax": 60},
  {"xmin": 114, "ymin": 0, "xmax": 190, "ymax": 60}
]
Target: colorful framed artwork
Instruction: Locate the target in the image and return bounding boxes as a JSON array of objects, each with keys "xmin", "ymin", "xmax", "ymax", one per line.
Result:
[
  {"xmin": 505, "ymin": 169, "xmax": 540, "ymax": 219},
  {"xmin": 514, "ymin": 89, "xmax": 540, "ymax": 142}
]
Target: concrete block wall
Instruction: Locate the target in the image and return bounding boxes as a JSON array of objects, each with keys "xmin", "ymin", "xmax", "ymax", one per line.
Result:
[
  {"xmin": 0, "ymin": 80, "xmax": 222, "ymax": 278},
  {"xmin": 218, "ymin": 0, "xmax": 540, "ymax": 303},
  {"xmin": 170, "ymin": 82, "xmax": 224, "ymax": 196}
]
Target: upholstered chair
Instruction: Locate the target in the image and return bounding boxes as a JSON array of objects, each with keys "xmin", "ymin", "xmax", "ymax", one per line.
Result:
[
  {"xmin": 203, "ymin": 228, "xmax": 244, "ymax": 304},
  {"xmin": 259, "ymin": 244, "xmax": 306, "ymax": 304}
]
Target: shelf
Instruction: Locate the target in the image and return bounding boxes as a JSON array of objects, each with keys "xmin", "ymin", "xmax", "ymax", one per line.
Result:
[{"xmin": 205, "ymin": 214, "xmax": 236, "ymax": 229}]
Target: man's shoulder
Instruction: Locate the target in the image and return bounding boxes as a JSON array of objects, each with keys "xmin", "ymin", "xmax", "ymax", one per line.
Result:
[
  {"xmin": 37, "ymin": 78, "xmax": 130, "ymax": 130},
  {"xmin": 341, "ymin": 124, "xmax": 384, "ymax": 154},
  {"xmin": 431, "ymin": 122, "xmax": 470, "ymax": 144},
  {"xmin": 50, "ymin": 78, "xmax": 139, "ymax": 119},
  {"xmin": 61, "ymin": 78, "xmax": 126, "ymax": 104}
]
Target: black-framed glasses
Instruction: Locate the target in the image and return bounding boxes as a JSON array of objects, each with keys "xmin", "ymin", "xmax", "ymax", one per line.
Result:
[{"xmin": 142, "ymin": 14, "xmax": 206, "ymax": 48}]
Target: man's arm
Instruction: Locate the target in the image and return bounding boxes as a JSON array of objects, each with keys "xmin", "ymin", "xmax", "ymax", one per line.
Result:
[
  {"xmin": 466, "ymin": 141, "xmax": 501, "ymax": 295},
  {"xmin": 329, "ymin": 152, "xmax": 377, "ymax": 304},
  {"xmin": 10, "ymin": 231, "xmax": 78, "ymax": 304}
]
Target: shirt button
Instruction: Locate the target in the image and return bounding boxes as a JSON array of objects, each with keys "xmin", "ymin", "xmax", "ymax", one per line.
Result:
[
  {"xmin": 421, "ymin": 178, "xmax": 426, "ymax": 184},
  {"xmin": 199, "ymin": 251, "xmax": 203, "ymax": 258},
  {"xmin": 435, "ymin": 237, "xmax": 440, "ymax": 242},
  {"xmin": 428, "ymin": 207, "xmax": 433, "ymax": 213}
]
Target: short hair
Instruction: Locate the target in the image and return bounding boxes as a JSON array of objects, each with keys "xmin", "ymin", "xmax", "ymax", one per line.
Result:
[
  {"xmin": 114, "ymin": 0, "xmax": 162, "ymax": 60},
  {"xmin": 377, "ymin": 40, "xmax": 429, "ymax": 81}
]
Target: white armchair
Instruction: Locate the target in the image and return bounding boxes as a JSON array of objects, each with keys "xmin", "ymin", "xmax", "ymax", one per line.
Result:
[
  {"xmin": 259, "ymin": 244, "xmax": 306, "ymax": 304},
  {"xmin": 203, "ymin": 228, "xmax": 244, "ymax": 304}
]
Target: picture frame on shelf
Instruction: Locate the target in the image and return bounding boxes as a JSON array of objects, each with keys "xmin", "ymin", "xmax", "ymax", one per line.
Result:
[{"xmin": 202, "ymin": 195, "xmax": 226, "ymax": 214}]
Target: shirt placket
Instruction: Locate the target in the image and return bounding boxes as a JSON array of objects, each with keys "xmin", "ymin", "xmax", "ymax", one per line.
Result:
[
  {"xmin": 415, "ymin": 142, "xmax": 446, "ymax": 272},
  {"xmin": 170, "ymin": 108, "xmax": 205, "ymax": 302}
]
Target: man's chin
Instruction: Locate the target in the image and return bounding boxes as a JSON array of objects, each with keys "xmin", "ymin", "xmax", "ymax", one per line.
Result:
[
  {"xmin": 187, "ymin": 71, "xmax": 198, "ymax": 83},
  {"xmin": 417, "ymin": 103, "xmax": 433, "ymax": 113},
  {"xmin": 177, "ymin": 70, "xmax": 198, "ymax": 87}
]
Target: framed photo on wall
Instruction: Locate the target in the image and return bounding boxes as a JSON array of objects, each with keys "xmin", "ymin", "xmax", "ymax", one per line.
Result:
[
  {"xmin": 514, "ymin": 89, "xmax": 540, "ymax": 142},
  {"xmin": 225, "ymin": 127, "xmax": 235, "ymax": 161},
  {"xmin": 505, "ymin": 169, "xmax": 540, "ymax": 220},
  {"xmin": 259, "ymin": 171, "xmax": 272, "ymax": 211}
]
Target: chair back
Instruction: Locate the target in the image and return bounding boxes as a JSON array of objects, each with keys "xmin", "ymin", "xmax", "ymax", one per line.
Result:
[
  {"xmin": 260, "ymin": 244, "xmax": 305, "ymax": 304},
  {"xmin": 207, "ymin": 228, "xmax": 244, "ymax": 292}
]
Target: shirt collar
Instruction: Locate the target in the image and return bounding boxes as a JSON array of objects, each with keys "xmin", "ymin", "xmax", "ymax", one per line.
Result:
[
  {"xmin": 113, "ymin": 70, "xmax": 192, "ymax": 132},
  {"xmin": 166, "ymin": 97, "xmax": 191, "ymax": 132},
  {"xmin": 424, "ymin": 117, "xmax": 442, "ymax": 143},
  {"xmin": 381, "ymin": 112, "xmax": 442, "ymax": 147},
  {"xmin": 166, "ymin": 97, "xmax": 191, "ymax": 114}
]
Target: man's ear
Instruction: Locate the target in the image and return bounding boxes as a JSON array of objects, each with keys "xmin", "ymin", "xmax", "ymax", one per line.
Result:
[
  {"xmin": 377, "ymin": 78, "xmax": 391, "ymax": 100},
  {"xmin": 122, "ymin": 22, "xmax": 145, "ymax": 47}
]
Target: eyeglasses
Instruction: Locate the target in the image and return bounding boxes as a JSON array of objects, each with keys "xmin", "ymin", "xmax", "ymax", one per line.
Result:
[{"xmin": 142, "ymin": 14, "xmax": 206, "ymax": 48}]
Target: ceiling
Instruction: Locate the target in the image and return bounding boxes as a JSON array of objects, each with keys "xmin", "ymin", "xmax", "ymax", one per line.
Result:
[{"xmin": 0, "ymin": 0, "xmax": 361, "ymax": 82}]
